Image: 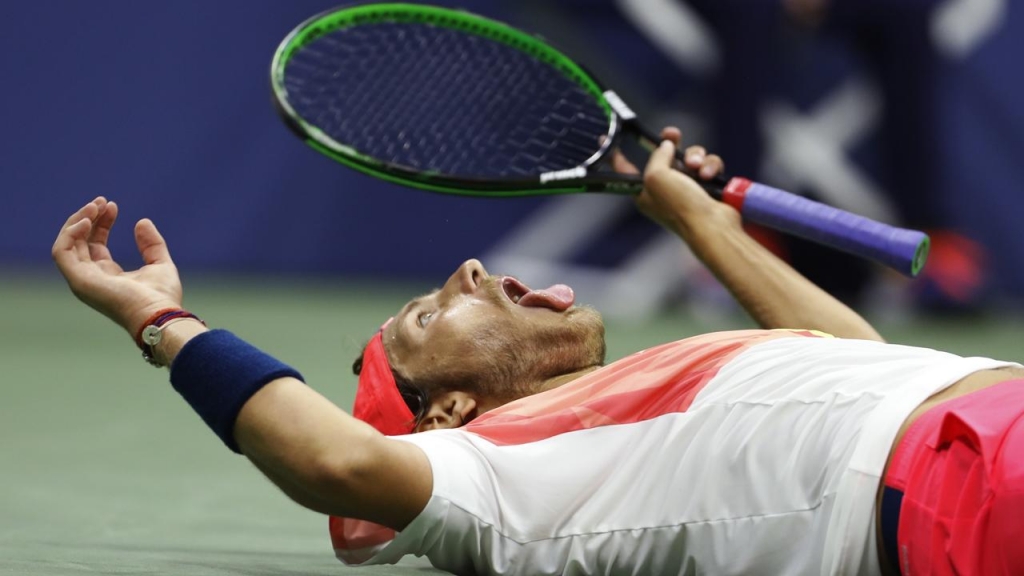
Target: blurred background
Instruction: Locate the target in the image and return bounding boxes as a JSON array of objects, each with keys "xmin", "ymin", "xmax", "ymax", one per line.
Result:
[
  {"xmin": 3, "ymin": 0, "xmax": 1023, "ymax": 316},
  {"xmin": 1, "ymin": 1, "xmax": 1022, "ymax": 574},
  {"xmin": 6, "ymin": 0, "xmax": 1024, "ymax": 313}
]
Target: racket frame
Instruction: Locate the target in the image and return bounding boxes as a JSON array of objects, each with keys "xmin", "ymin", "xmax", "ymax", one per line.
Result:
[{"xmin": 270, "ymin": 2, "xmax": 653, "ymax": 196}]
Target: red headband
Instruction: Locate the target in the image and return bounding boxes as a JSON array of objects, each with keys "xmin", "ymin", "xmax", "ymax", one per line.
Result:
[{"xmin": 352, "ymin": 322, "xmax": 416, "ymax": 435}]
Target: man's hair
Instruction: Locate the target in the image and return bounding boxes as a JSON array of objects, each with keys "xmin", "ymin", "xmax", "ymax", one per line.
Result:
[{"xmin": 351, "ymin": 351, "xmax": 430, "ymax": 425}]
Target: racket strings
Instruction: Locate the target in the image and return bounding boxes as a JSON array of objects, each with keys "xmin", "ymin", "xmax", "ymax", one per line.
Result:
[{"xmin": 282, "ymin": 22, "xmax": 610, "ymax": 178}]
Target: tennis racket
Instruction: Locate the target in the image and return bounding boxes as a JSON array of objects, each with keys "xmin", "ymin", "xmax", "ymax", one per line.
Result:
[{"xmin": 270, "ymin": 2, "xmax": 929, "ymax": 277}]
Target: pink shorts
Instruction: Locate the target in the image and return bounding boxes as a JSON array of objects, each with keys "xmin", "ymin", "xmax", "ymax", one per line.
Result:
[{"xmin": 882, "ymin": 379, "xmax": 1024, "ymax": 575}]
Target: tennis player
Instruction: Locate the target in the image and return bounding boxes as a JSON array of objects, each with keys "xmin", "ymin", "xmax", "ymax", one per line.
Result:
[{"xmin": 52, "ymin": 131, "xmax": 1024, "ymax": 575}]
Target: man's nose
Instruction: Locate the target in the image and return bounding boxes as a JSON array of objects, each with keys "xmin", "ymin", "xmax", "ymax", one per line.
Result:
[{"xmin": 451, "ymin": 259, "xmax": 487, "ymax": 294}]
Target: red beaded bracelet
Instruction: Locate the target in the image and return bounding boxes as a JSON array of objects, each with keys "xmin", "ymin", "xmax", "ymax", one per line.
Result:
[{"xmin": 134, "ymin": 308, "xmax": 206, "ymax": 367}]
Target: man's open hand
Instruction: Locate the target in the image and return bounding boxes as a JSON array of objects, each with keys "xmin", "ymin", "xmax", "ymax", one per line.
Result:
[{"xmin": 52, "ymin": 197, "xmax": 183, "ymax": 337}]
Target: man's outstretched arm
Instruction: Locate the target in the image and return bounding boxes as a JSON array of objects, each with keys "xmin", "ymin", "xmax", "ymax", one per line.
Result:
[
  {"xmin": 52, "ymin": 197, "xmax": 431, "ymax": 530},
  {"xmin": 614, "ymin": 130, "xmax": 883, "ymax": 341}
]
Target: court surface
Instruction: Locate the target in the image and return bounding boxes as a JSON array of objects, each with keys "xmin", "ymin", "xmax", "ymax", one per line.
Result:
[{"xmin": 2, "ymin": 272, "xmax": 1021, "ymax": 575}]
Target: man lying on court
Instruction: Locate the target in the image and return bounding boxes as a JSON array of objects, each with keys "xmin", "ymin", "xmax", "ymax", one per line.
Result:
[{"xmin": 52, "ymin": 129, "xmax": 1023, "ymax": 576}]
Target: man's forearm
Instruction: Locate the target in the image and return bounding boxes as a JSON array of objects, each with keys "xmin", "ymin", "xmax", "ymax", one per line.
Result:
[
  {"xmin": 679, "ymin": 211, "xmax": 883, "ymax": 341},
  {"xmin": 149, "ymin": 322, "xmax": 338, "ymax": 511},
  {"xmin": 153, "ymin": 322, "xmax": 431, "ymax": 528},
  {"xmin": 232, "ymin": 379, "xmax": 431, "ymax": 528},
  {"xmin": 628, "ymin": 138, "xmax": 880, "ymax": 339}
]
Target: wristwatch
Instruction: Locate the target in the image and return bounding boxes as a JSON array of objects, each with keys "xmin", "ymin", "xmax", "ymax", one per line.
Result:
[{"xmin": 135, "ymin": 309, "xmax": 205, "ymax": 367}]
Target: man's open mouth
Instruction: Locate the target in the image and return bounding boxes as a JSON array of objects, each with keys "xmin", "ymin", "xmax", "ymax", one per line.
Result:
[{"xmin": 499, "ymin": 277, "xmax": 575, "ymax": 311}]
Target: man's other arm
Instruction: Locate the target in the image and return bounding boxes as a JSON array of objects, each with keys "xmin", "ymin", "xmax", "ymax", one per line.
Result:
[{"xmin": 614, "ymin": 131, "xmax": 883, "ymax": 341}]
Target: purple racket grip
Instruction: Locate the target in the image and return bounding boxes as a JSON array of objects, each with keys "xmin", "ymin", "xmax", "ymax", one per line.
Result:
[{"xmin": 723, "ymin": 178, "xmax": 929, "ymax": 277}]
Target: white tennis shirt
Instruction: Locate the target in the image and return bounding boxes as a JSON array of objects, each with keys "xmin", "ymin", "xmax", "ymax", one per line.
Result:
[{"xmin": 330, "ymin": 330, "xmax": 1017, "ymax": 575}]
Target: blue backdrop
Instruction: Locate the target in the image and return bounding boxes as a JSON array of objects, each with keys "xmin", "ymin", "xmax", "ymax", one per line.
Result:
[
  {"xmin": 3, "ymin": 0, "xmax": 1023, "ymax": 304},
  {"xmin": 0, "ymin": 0, "xmax": 544, "ymax": 280}
]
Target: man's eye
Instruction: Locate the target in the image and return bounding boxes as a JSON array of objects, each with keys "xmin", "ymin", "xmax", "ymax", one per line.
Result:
[{"xmin": 418, "ymin": 312, "xmax": 433, "ymax": 328}]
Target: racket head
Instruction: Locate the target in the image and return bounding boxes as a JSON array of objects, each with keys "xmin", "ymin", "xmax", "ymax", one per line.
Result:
[{"xmin": 270, "ymin": 3, "xmax": 635, "ymax": 197}]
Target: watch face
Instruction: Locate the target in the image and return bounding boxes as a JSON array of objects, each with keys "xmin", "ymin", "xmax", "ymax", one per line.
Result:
[{"xmin": 142, "ymin": 325, "xmax": 163, "ymax": 346}]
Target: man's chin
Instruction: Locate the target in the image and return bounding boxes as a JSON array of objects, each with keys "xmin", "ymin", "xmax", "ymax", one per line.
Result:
[
  {"xmin": 574, "ymin": 305, "xmax": 604, "ymax": 331},
  {"xmin": 568, "ymin": 305, "xmax": 606, "ymax": 365},
  {"xmin": 568, "ymin": 304, "xmax": 602, "ymax": 322}
]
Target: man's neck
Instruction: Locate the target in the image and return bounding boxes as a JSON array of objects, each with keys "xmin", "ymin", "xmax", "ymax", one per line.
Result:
[
  {"xmin": 473, "ymin": 365, "xmax": 604, "ymax": 419},
  {"xmin": 536, "ymin": 365, "xmax": 602, "ymax": 393}
]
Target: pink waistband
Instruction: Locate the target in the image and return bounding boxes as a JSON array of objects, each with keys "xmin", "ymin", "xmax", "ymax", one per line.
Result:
[{"xmin": 883, "ymin": 377, "xmax": 1024, "ymax": 491}]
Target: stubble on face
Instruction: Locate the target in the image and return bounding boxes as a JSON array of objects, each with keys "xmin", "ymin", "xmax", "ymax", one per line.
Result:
[
  {"xmin": 460, "ymin": 283, "xmax": 606, "ymax": 401},
  {"xmin": 387, "ymin": 275, "xmax": 607, "ymax": 407}
]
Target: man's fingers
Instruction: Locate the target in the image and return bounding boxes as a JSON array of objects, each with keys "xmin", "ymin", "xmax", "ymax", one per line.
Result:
[
  {"xmin": 52, "ymin": 218, "xmax": 101, "ymax": 302},
  {"xmin": 56, "ymin": 198, "xmax": 107, "ymax": 267},
  {"xmin": 683, "ymin": 146, "xmax": 725, "ymax": 179},
  {"xmin": 700, "ymin": 154, "xmax": 725, "ymax": 179},
  {"xmin": 660, "ymin": 127, "xmax": 682, "ymax": 146},
  {"xmin": 641, "ymin": 140, "xmax": 679, "ymax": 192},
  {"xmin": 52, "ymin": 216, "xmax": 93, "ymax": 268},
  {"xmin": 134, "ymin": 219, "xmax": 173, "ymax": 266},
  {"xmin": 88, "ymin": 201, "xmax": 119, "ymax": 262},
  {"xmin": 60, "ymin": 198, "xmax": 103, "ymax": 232},
  {"xmin": 644, "ymin": 140, "xmax": 676, "ymax": 174},
  {"xmin": 684, "ymin": 146, "xmax": 707, "ymax": 171},
  {"xmin": 611, "ymin": 149, "xmax": 640, "ymax": 175},
  {"xmin": 88, "ymin": 200, "xmax": 118, "ymax": 247}
]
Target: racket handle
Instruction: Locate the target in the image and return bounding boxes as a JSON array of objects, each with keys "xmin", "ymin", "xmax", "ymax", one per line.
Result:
[{"xmin": 723, "ymin": 178, "xmax": 930, "ymax": 277}]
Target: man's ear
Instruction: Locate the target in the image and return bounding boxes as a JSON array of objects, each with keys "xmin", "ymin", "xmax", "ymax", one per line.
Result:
[{"xmin": 415, "ymin": 391, "xmax": 478, "ymax": 432}]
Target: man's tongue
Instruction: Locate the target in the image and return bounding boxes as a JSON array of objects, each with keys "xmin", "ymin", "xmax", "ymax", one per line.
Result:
[{"xmin": 518, "ymin": 284, "xmax": 575, "ymax": 312}]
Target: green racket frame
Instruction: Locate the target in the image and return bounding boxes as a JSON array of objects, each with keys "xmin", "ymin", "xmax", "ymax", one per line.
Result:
[{"xmin": 270, "ymin": 2, "xmax": 643, "ymax": 197}]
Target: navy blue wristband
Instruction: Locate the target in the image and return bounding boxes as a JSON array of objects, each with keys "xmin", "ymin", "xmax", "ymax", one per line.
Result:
[{"xmin": 169, "ymin": 329, "xmax": 304, "ymax": 453}]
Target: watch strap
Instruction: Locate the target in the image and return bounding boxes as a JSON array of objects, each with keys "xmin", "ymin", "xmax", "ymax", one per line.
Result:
[{"xmin": 134, "ymin": 308, "xmax": 205, "ymax": 367}]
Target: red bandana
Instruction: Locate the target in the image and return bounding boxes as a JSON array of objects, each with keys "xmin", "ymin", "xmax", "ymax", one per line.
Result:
[{"xmin": 352, "ymin": 321, "xmax": 415, "ymax": 435}]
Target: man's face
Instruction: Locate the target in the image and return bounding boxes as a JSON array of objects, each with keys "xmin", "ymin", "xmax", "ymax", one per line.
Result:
[{"xmin": 382, "ymin": 259, "xmax": 606, "ymax": 405}]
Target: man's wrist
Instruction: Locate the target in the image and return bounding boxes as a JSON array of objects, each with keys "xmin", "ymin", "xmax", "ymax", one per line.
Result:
[
  {"xmin": 152, "ymin": 319, "xmax": 210, "ymax": 368},
  {"xmin": 671, "ymin": 203, "xmax": 743, "ymax": 246},
  {"xmin": 133, "ymin": 308, "xmax": 207, "ymax": 367}
]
